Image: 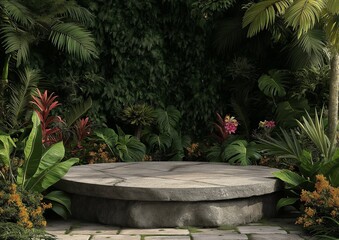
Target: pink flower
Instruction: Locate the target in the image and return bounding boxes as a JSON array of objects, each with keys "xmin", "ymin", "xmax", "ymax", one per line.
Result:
[
  {"xmin": 224, "ymin": 115, "xmax": 238, "ymax": 134},
  {"xmin": 259, "ymin": 120, "xmax": 276, "ymax": 129}
]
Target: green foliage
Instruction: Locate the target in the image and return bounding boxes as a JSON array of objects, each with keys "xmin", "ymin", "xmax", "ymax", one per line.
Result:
[
  {"xmin": 259, "ymin": 109, "xmax": 339, "ymax": 209},
  {"xmin": 258, "ymin": 70, "xmax": 287, "ymax": 98},
  {"xmin": 0, "ymin": 112, "xmax": 79, "ymax": 218},
  {"xmin": 94, "ymin": 127, "xmax": 146, "ymax": 162},
  {"xmin": 223, "ymin": 140, "xmax": 261, "ymax": 165},
  {"xmin": 0, "ymin": 222, "xmax": 56, "ymax": 240},
  {"xmin": 142, "ymin": 106, "xmax": 191, "ymax": 161},
  {"xmin": 121, "ymin": 104, "xmax": 154, "ymax": 127}
]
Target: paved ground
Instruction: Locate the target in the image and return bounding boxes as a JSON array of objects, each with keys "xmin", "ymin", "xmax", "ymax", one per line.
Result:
[{"xmin": 46, "ymin": 216, "xmax": 311, "ymax": 240}]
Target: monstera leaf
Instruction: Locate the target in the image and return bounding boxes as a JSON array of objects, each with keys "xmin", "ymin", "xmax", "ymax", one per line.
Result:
[
  {"xmin": 275, "ymin": 97, "xmax": 310, "ymax": 127},
  {"xmin": 223, "ymin": 140, "xmax": 261, "ymax": 165},
  {"xmin": 258, "ymin": 70, "xmax": 288, "ymax": 98}
]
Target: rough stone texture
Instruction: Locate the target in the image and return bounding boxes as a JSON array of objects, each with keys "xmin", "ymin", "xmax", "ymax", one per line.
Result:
[
  {"xmin": 55, "ymin": 162, "xmax": 283, "ymax": 228},
  {"xmin": 56, "ymin": 162, "xmax": 282, "ymax": 201},
  {"xmin": 70, "ymin": 193, "xmax": 279, "ymax": 227},
  {"xmin": 250, "ymin": 234, "xmax": 305, "ymax": 240}
]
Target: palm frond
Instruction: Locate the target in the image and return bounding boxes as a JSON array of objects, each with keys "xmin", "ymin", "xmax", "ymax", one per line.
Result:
[
  {"xmin": 258, "ymin": 70, "xmax": 288, "ymax": 97},
  {"xmin": 58, "ymin": 4, "xmax": 95, "ymax": 27},
  {"xmin": 1, "ymin": 25, "xmax": 34, "ymax": 66},
  {"xmin": 323, "ymin": 12, "xmax": 339, "ymax": 51},
  {"xmin": 64, "ymin": 98, "xmax": 92, "ymax": 127},
  {"xmin": 0, "ymin": 0, "xmax": 35, "ymax": 27},
  {"xmin": 284, "ymin": 0, "xmax": 326, "ymax": 38},
  {"xmin": 7, "ymin": 68, "xmax": 41, "ymax": 128},
  {"xmin": 49, "ymin": 22, "xmax": 98, "ymax": 62},
  {"xmin": 326, "ymin": 0, "xmax": 339, "ymax": 14},
  {"xmin": 242, "ymin": 0, "xmax": 293, "ymax": 37}
]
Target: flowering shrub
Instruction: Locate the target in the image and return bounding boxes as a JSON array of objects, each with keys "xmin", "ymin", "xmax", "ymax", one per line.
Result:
[
  {"xmin": 296, "ymin": 175, "xmax": 339, "ymax": 238},
  {"xmin": 258, "ymin": 120, "xmax": 276, "ymax": 129},
  {"xmin": 71, "ymin": 142, "xmax": 118, "ymax": 164},
  {"xmin": 214, "ymin": 113, "xmax": 238, "ymax": 142},
  {"xmin": 185, "ymin": 143, "xmax": 204, "ymax": 161},
  {"xmin": 0, "ymin": 181, "xmax": 51, "ymax": 229}
]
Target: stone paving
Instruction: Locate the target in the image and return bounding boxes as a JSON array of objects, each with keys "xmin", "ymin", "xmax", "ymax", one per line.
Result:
[{"xmin": 46, "ymin": 216, "xmax": 311, "ymax": 240}]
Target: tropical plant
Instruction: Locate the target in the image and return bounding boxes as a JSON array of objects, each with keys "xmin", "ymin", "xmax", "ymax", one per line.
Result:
[
  {"xmin": 0, "ymin": 222, "xmax": 56, "ymax": 240},
  {"xmin": 242, "ymin": 0, "xmax": 339, "ymax": 142},
  {"xmin": 120, "ymin": 103, "xmax": 155, "ymax": 139},
  {"xmin": 95, "ymin": 127, "xmax": 146, "ymax": 162},
  {"xmin": 258, "ymin": 109, "xmax": 339, "ymax": 209},
  {"xmin": 296, "ymin": 174, "xmax": 339, "ymax": 239},
  {"xmin": 142, "ymin": 106, "xmax": 191, "ymax": 161},
  {"xmin": 0, "ymin": 112, "xmax": 79, "ymax": 219}
]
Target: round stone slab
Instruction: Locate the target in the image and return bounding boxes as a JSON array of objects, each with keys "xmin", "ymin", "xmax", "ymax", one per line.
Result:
[
  {"xmin": 57, "ymin": 162, "xmax": 282, "ymax": 202},
  {"xmin": 56, "ymin": 162, "xmax": 283, "ymax": 227}
]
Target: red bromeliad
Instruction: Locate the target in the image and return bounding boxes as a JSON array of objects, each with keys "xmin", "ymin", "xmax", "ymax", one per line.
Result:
[
  {"xmin": 74, "ymin": 117, "xmax": 91, "ymax": 148},
  {"xmin": 31, "ymin": 89, "xmax": 64, "ymax": 145}
]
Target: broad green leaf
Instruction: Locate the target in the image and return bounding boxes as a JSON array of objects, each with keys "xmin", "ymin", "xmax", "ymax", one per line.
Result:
[
  {"xmin": 273, "ymin": 169, "xmax": 307, "ymax": 187},
  {"xmin": 258, "ymin": 70, "xmax": 287, "ymax": 97},
  {"xmin": 49, "ymin": 201, "xmax": 69, "ymax": 220},
  {"xmin": 116, "ymin": 135, "xmax": 145, "ymax": 162},
  {"xmin": 27, "ymin": 158, "xmax": 79, "ymax": 192},
  {"xmin": 33, "ymin": 141, "xmax": 65, "ymax": 177},
  {"xmin": 44, "ymin": 190, "xmax": 71, "ymax": 214},
  {"xmin": 276, "ymin": 197, "xmax": 299, "ymax": 210},
  {"xmin": 0, "ymin": 135, "xmax": 15, "ymax": 166},
  {"xmin": 206, "ymin": 145, "xmax": 222, "ymax": 162},
  {"xmin": 275, "ymin": 97, "xmax": 309, "ymax": 128},
  {"xmin": 153, "ymin": 106, "xmax": 181, "ymax": 133},
  {"xmin": 94, "ymin": 128, "xmax": 118, "ymax": 149},
  {"xmin": 17, "ymin": 112, "xmax": 42, "ymax": 185},
  {"xmin": 223, "ymin": 140, "xmax": 261, "ymax": 165}
]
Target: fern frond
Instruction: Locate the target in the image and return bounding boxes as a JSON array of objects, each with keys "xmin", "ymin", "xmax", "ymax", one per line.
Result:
[
  {"xmin": 0, "ymin": 0, "xmax": 35, "ymax": 27},
  {"xmin": 49, "ymin": 22, "xmax": 98, "ymax": 62},
  {"xmin": 258, "ymin": 70, "xmax": 288, "ymax": 97},
  {"xmin": 1, "ymin": 25, "xmax": 34, "ymax": 66},
  {"xmin": 284, "ymin": 0, "xmax": 326, "ymax": 38},
  {"xmin": 64, "ymin": 98, "xmax": 92, "ymax": 127},
  {"xmin": 243, "ymin": 0, "xmax": 293, "ymax": 37},
  {"xmin": 7, "ymin": 68, "xmax": 41, "ymax": 128}
]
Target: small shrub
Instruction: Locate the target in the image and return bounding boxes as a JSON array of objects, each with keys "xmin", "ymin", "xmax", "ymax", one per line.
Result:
[
  {"xmin": 0, "ymin": 181, "xmax": 51, "ymax": 229},
  {"xmin": 296, "ymin": 175, "xmax": 339, "ymax": 238}
]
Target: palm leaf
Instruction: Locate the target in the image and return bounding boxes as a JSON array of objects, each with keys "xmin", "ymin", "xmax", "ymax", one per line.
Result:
[
  {"xmin": 323, "ymin": 12, "xmax": 339, "ymax": 51},
  {"xmin": 327, "ymin": 0, "xmax": 339, "ymax": 14},
  {"xmin": 49, "ymin": 22, "xmax": 98, "ymax": 62},
  {"xmin": 0, "ymin": 0, "xmax": 35, "ymax": 27},
  {"xmin": 206, "ymin": 144, "xmax": 222, "ymax": 162},
  {"xmin": 59, "ymin": 4, "xmax": 95, "ymax": 26},
  {"xmin": 287, "ymin": 29, "xmax": 328, "ymax": 68},
  {"xmin": 44, "ymin": 190, "xmax": 71, "ymax": 217},
  {"xmin": 242, "ymin": 0, "xmax": 293, "ymax": 37},
  {"xmin": 64, "ymin": 97, "xmax": 92, "ymax": 127},
  {"xmin": 7, "ymin": 67, "xmax": 41, "ymax": 128},
  {"xmin": 258, "ymin": 70, "xmax": 288, "ymax": 97},
  {"xmin": 1, "ymin": 25, "xmax": 34, "ymax": 66},
  {"xmin": 258, "ymin": 128, "xmax": 303, "ymax": 160},
  {"xmin": 284, "ymin": 0, "xmax": 326, "ymax": 38}
]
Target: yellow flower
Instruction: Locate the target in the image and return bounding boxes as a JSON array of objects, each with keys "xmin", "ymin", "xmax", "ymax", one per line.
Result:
[{"xmin": 305, "ymin": 207, "xmax": 316, "ymax": 217}]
